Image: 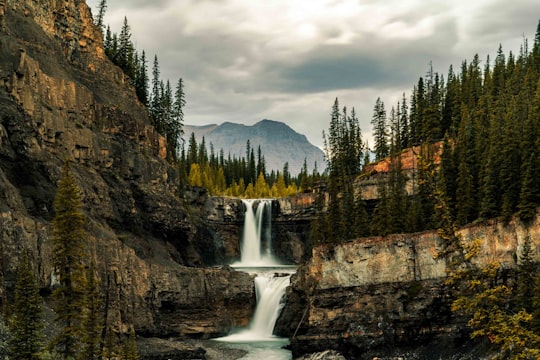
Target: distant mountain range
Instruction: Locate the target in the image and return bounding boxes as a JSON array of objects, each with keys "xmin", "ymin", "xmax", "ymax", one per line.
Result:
[{"xmin": 183, "ymin": 119, "xmax": 325, "ymax": 175}]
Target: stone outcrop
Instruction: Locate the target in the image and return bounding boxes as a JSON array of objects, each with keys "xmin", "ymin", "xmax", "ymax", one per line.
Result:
[
  {"xmin": 274, "ymin": 194, "xmax": 317, "ymax": 263},
  {"xmin": 276, "ymin": 213, "xmax": 540, "ymax": 359},
  {"xmin": 0, "ymin": 0, "xmax": 255, "ymax": 346}
]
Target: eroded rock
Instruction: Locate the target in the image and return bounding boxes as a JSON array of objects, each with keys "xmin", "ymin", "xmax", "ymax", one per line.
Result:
[{"xmin": 278, "ymin": 215, "xmax": 540, "ymax": 359}]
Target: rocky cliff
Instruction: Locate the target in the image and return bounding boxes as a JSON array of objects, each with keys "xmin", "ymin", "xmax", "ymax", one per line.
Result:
[
  {"xmin": 276, "ymin": 213, "xmax": 540, "ymax": 359},
  {"xmin": 0, "ymin": 0, "xmax": 256, "ymax": 351}
]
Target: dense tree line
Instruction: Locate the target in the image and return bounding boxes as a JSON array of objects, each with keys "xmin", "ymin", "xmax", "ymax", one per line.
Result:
[
  {"xmin": 316, "ymin": 20, "xmax": 540, "ymax": 244},
  {"xmin": 96, "ymin": 2, "xmax": 185, "ymax": 161},
  {"xmin": 312, "ymin": 99, "xmax": 369, "ymax": 243},
  {"xmin": 180, "ymin": 134, "xmax": 321, "ymax": 197}
]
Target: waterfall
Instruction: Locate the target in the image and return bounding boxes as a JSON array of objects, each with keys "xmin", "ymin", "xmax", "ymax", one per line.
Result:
[
  {"xmin": 250, "ymin": 274, "xmax": 290, "ymax": 337},
  {"xmin": 237, "ymin": 199, "xmax": 278, "ymax": 267},
  {"xmin": 240, "ymin": 199, "xmax": 261, "ymax": 264},
  {"xmin": 217, "ymin": 198, "xmax": 294, "ymax": 359},
  {"xmin": 218, "ymin": 272, "xmax": 291, "ymax": 342}
]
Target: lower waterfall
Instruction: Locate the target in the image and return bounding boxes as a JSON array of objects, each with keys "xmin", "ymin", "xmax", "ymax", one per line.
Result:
[
  {"xmin": 215, "ymin": 199, "xmax": 294, "ymax": 359},
  {"xmin": 218, "ymin": 272, "xmax": 292, "ymax": 342}
]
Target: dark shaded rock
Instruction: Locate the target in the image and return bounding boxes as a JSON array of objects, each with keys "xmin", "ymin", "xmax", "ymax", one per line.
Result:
[
  {"xmin": 296, "ymin": 350, "xmax": 346, "ymax": 360},
  {"xmin": 138, "ymin": 337, "xmax": 206, "ymax": 360},
  {"xmin": 0, "ymin": 0, "xmax": 256, "ymax": 346}
]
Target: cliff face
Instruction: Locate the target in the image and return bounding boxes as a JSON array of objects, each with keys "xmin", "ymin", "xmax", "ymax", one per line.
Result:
[
  {"xmin": 276, "ymin": 213, "xmax": 540, "ymax": 359},
  {"xmin": 0, "ymin": 0, "xmax": 255, "ymax": 341}
]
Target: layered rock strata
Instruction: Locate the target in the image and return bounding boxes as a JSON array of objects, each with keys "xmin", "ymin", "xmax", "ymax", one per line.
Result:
[
  {"xmin": 276, "ymin": 214, "xmax": 540, "ymax": 359},
  {"xmin": 0, "ymin": 0, "xmax": 254, "ymax": 344}
]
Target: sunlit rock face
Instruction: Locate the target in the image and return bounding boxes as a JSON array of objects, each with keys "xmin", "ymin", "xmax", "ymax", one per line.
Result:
[
  {"xmin": 0, "ymin": 0, "xmax": 255, "ymax": 341},
  {"xmin": 276, "ymin": 213, "xmax": 540, "ymax": 359}
]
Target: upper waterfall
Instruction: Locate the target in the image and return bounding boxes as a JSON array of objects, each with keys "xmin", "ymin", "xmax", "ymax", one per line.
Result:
[{"xmin": 234, "ymin": 199, "xmax": 280, "ymax": 267}]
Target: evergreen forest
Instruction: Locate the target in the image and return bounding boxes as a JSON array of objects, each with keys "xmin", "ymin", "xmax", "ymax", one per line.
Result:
[
  {"xmin": 98, "ymin": 0, "xmax": 540, "ymax": 224},
  {"xmin": 2, "ymin": 2, "xmax": 540, "ymax": 359},
  {"xmin": 315, "ymin": 21, "xmax": 540, "ymax": 244}
]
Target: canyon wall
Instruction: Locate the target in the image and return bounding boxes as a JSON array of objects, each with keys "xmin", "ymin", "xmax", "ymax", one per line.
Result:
[
  {"xmin": 0, "ymin": 0, "xmax": 256, "ymax": 348},
  {"xmin": 0, "ymin": 0, "xmax": 315, "ymax": 349},
  {"xmin": 276, "ymin": 213, "xmax": 540, "ymax": 359}
]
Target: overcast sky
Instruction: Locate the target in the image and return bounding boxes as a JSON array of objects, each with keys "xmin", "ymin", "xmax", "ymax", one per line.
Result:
[{"xmin": 86, "ymin": 0, "xmax": 540, "ymax": 148}]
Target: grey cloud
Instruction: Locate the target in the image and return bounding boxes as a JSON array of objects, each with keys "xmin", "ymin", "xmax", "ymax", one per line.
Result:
[
  {"xmin": 265, "ymin": 19, "xmax": 459, "ymax": 94},
  {"xmin": 85, "ymin": 0, "xmax": 540, "ymax": 149},
  {"xmin": 280, "ymin": 53, "xmax": 393, "ymax": 92}
]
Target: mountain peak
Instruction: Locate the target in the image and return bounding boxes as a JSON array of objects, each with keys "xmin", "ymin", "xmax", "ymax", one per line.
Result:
[{"xmin": 184, "ymin": 120, "xmax": 324, "ymax": 174}]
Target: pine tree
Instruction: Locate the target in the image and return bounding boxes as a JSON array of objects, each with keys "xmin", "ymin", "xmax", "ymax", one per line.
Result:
[
  {"xmin": 94, "ymin": 0, "xmax": 107, "ymax": 31},
  {"xmin": 399, "ymin": 94, "xmax": 410, "ymax": 148},
  {"xmin": 104, "ymin": 26, "xmax": 115, "ymax": 58},
  {"xmin": 198, "ymin": 137, "xmax": 208, "ymax": 165},
  {"xmin": 441, "ymin": 66, "xmax": 459, "ymax": 137},
  {"xmin": 186, "ymin": 132, "xmax": 198, "ymax": 168},
  {"xmin": 256, "ymin": 146, "xmax": 266, "ymax": 179},
  {"xmin": 282, "ymin": 162, "xmax": 290, "ymax": 186},
  {"xmin": 437, "ymin": 134, "xmax": 457, "ymax": 219},
  {"xmin": 532, "ymin": 19, "xmax": 540, "ymax": 72},
  {"xmin": 455, "ymin": 107, "xmax": 478, "ymax": 225},
  {"xmin": 518, "ymin": 80, "xmax": 540, "ymax": 222},
  {"xmin": 518, "ymin": 152, "xmax": 539, "ymax": 223},
  {"xmin": 150, "ymin": 55, "xmax": 164, "ymax": 133},
  {"xmin": 371, "ymin": 97, "xmax": 389, "ymax": 161},
  {"xmin": 499, "ymin": 98, "xmax": 522, "ymax": 220},
  {"xmin": 371, "ymin": 180, "xmax": 391, "ymax": 236},
  {"xmin": 0, "ymin": 313, "xmax": 10, "ymax": 359},
  {"xmin": 121, "ymin": 325, "xmax": 139, "ymax": 360},
  {"xmin": 170, "ymin": 78, "xmax": 186, "ymax": 158},
  {"xmin": 80, "ymin": 261, "xmax": 103, "ymax": 360},
  {"xmin": 478, "ymin": 91, "xmax": 502, "ymax": 221},
  {"xmin": 410, "ymin": 78, "xmax": 425, "ymax": 144},
  {"xmin": 134, "ymin": 50, "xmax": 149, "ymax": 106},
  {"xmin": 117, "ymin": 17, "xmax": 136, "ymax": 79},
  {"xmin": 515, "ymin": 234, "xmax": 536, "ymax": 313},
  {"xmin": 422, "ymin": 64, "xmax": 442, "ymax": 141},
  {"xmin": 51, "ymin": 161, "xmax": 88, "ymax": 359},
  {"xmin": 8, "ymin": 253, "xmax": 45, "ymax": 360}
]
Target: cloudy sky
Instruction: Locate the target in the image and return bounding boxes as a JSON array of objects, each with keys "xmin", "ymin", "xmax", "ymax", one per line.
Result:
[{"xmin": 86, "ymin": 0, "xmax": 539, "ymax": 148}]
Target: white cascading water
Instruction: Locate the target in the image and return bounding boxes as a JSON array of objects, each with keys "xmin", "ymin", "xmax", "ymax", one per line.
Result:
[
  {"xmin": 251, "ymin": 275, "xmax": 290, "ymax": 337},
  {"xmin": 219, "ymin": 272, "xmax": 291, "ymax": 342},
  {"xmin": 236, "ymin": 199, "xmax": 279, "ymax": 267},
  {"xmin": 217, "ymin": 199, "xmax": 295, "ymax": 358},
  {"xmin": 240, "ymin": 199, "xmax": 261, "ymax": 265}
]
